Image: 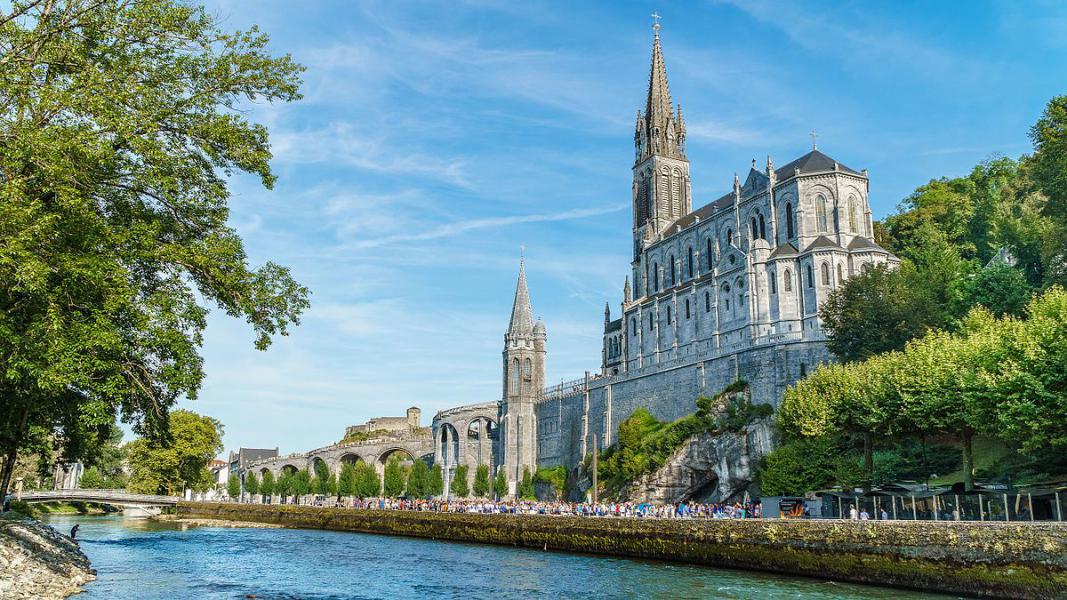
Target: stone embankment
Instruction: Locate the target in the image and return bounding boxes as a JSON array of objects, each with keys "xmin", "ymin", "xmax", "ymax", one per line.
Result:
[
  {"xmin": 0, "ymin": 517, "xmax": 95, "ymax": 600},
  {"xmin": 180, "ymin": 501, "xmax": 1067, "ymax": 599}
]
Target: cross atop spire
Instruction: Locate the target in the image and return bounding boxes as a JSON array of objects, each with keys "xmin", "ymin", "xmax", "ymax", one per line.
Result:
[{"xmin": 651, "ymin": 11, "xmax": 661, "ymax": 37}]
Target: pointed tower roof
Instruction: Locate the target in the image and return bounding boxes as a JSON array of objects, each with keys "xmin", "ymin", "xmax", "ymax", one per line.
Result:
[
  {"xmin": 508, "ymin": 256, "xmax": 534, "ymax": 335},
  {"xmin": 645, "ymin": 30, "xmax": 674, "ymax": 132}
]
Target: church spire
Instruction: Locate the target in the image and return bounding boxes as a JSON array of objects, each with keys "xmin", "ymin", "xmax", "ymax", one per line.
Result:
[
  {"xmin": 637, "ymin": 15, "xmax": 680, "ymax": 161},
  {"xmin": 508, "ymin": 254, "xmax": 534, "ymax": 335}
]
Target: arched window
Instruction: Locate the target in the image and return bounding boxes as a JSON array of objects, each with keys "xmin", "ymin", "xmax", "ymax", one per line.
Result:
[
  {"xmin": 706, "ymin": 238, "xmax": 713, "ymax": 271},
  {"xmin": 837, "ymin": 263, "xmax": 844, "ymax": 284},
  {"xmin": 630, "ymin": 317, "xmax": 636, "ymax": 336},
  {"xmin": 669, "ymin": 255, "xmax": 676, "ymax": 286},
  {"xmin": 653, "ymin": 263, "xmax": 659, "ymax": 291},
  {"xmin": 784, "ymin": 269, "xmax": 793, "ymax": 292},
  {"xmin": 751, "ymin": 217, "xmax": 758, "ymax": 241},
  {"xmin": 671, "ymin": 169, "xmax": 681, "ymax": 215},
  {"xmin": 522, "ymin": 358, "xmax": 532, "ymax": 394},
  {"xmin": 832, "ymin": 199, "xmax": 840, "ymax": 233},
  {"xmin": 785, "ymin": 203, "xmax": 794, "ymax": 239},
  {"xmin": 685, "ymin": 298, "xmax": 691, "ymax": 319},
  {"xmin": 848, "ymin": 196, "xmax": 858, "ymax": 232},
  {"xmin": 759, "ymin": 214, "xmax": 766, "ymax": 240},
  {"xmin": 509, "ymin": 358, "xmax": 519, "ymax": 395},
  {"xmin": 705, "ymin": 291, "xmax": 711, "ymax": 312},
  {"xmin": 807, "ymin": 265, "xmax": 814, "ymax": 288},
  {"xmin": 770, "ymin": 272, "xmax": 777, "ymax": 294},
  {"xmin": 687, "ymin": 247, "xmax": 694, "ymax": 279},
  {"xmin": 816, "ymin": 195, "xmax": 829, "ymax": 232},
  {"xmin": 666, "ymin": 305, "xmax": 672, "ymax": 324},
  {"xmin": 726, "ymin": 228, "xmax": 733, "ymax": 246},
  {"xmin": 649, "ymin": 314, "xmax": 654, "ymax": 330},
  {"xmin": 821, "ymin": 262, "xmax": 831, "ymax": 285}
]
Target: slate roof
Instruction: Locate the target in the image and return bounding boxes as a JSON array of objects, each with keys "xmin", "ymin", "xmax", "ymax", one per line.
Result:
[
  {"xmin": 803, "ymin": 236, "xmax": 844, "ymax": 252},
  {"xmin": 768, "ymin": 242, "xmax": 798, "ymax": 259},
  {"xmin": 847, "ymin": 236, "xmax": 889, "ymax": 252},
  {"xmin": 775, "ymin": 149, "xmax": 862, "ymax": 178}
]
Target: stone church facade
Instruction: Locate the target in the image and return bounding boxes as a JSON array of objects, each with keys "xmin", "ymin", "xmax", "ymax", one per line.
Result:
[{"xmin": 475, "ymin": 25, "xmax": 898, "ymax": 493}]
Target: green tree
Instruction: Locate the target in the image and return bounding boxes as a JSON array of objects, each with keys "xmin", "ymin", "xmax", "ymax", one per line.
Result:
[
  {"xmin": 953, "ymin": 262, "xmax": 1033, "ymax": 318},
  {"xmin": 355, "ymin": 461, "xmax": 380, "ymax": 498},
  {"xmin": 757, "ymin": 436, "xmax": 841, "ymax": 496},
  {"xmin": 275, "ymin": 471, "xmax": 292, "ymax": 502},
  {"xmin": 338, "ymin": 463, "xmax": 357, "ymax": 497},
  {"xmin": 79, "ymin": 466, "xmax": 104, "ymax": 489},
  {"xmin": 451, "ymin": 465, "xmax": 469, "ymax": 498},
  {"xmin": 406, "ymin": 460, "xmax": 431, "ymax": 499},
  {"xmin": 493, "ymin": 468, "xmax": 508, "ymax": 500},
  {"xmin": 383, "ymin": 456, "xmax": 406, "ymax": 498},
  {"xmin": 472, "ymin": 464, "xmax": 491, "ymax": 498},
  {"xmin": 126, "ymin": 410, "xmax": 223, "ymax": 495},
  {"xmin": 312, "ymin": 460, "xmax": 334, "ymax": 496},
  {"xmin": 227, "ymin": 473, "xmax": 240, "ymax": 500},
  {"xmin": 245, "ymin": 472, "xmax": 259, "ymax": 499},
  {"xmin": 429, "ymin": 464, "xmax": 444, "ymax": 497},
  {"xmin": 260, "ymin": 470, "xmax": 275, "ymax": 500},
  {"xmin": 291, "ymin": 468, "xmax": 312, "ymax": 502},
  {"xmin": 518, "ymin": 467, "xmax": 535, "ymax": 500},
  {"xmin": 0, "ymin": 0, "xmax": 309, "ymax": 500}
]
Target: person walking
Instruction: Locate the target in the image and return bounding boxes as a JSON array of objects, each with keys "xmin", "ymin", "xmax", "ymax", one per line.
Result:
[{"xmin": 849, "ymin": 505, "xmax": 858, "ymax": 520}]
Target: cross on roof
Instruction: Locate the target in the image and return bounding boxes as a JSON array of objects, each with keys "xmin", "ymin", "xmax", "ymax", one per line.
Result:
[
  {"xmin": 810, "ymin": 130, "xmax": 818, "ymax": 150},
  {"xmin": 651, "ymin": 11, "xmax": 661, "ymax": 36}
]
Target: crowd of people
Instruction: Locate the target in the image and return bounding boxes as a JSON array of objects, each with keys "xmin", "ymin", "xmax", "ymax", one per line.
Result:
[{"xmin": 296, "ymin": 496, "xmax": 764, "ymax": 519}]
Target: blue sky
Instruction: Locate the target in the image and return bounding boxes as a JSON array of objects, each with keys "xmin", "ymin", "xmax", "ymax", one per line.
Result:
[{"xmin": 184, "ymin": 0, "xmax": 1067, "ymax": 455}]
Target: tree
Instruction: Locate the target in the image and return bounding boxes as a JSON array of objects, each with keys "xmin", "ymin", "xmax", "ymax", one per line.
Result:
[
  {"xmin": 953, "ymin": 262, "xmax": 1032, "ymax": 319},
  {"xmin": 260, "ymin": 470, "xmax": 275, "ymax": 501},
  {"xmin": 338, "ymin": 463, "xmax": 357, "ymax": 498},
  {"xmin": 472, "ymin": 464, "xmax": 491, "ymax": 498},
  {"xmin": 227, "ymin": 474, "xmax": 240, "ymax": 500},
  {"xmin": 126, "ymin": 410, "xmax": 223, "ymax": 496},
  {"xmin": 275, "ymin": 471, "xmax": 292, "ymax": 502},
  {"xmin": 406, "ymin": 460, "xmax": 431, "ymax": 499},
  {"xmin": 429, "ymin": 464, "xmax": 444, "ymax": 498},
  {"xmin": 493, "ymin": 468, "xmax": 508, "ymax": 500},
  {"xmin": 292, "ymin": 468, "xmax": 312, "ymax": 502},
  {"xmin": 757, "ymin": 437, "xmax": 841, "ymax": 496},
  {"xmin": 518, "ymin": 467, "xmax": 535, "ymax": 500},
  {"xmin": 245, "ymin": 472, "xmax": 259, "ymax": 499},
  {"xmin": 383, "ymin": 456, "xmax": 406, "ymax": 498},
  {"xmin": 354, "ymin": 461, "xmax": 380, "ymax": 498},
  {"xmin": 1031, "ymin": 95, "xmax": 1067, "ymax": 220},
  {"xmin": 0, "ymin": 0, "xmax": 309, "ymax": 500},
  {"xmin": 451, "ymin": 465, "xmax": 469, "ymax": 498},
  {"xmin": 79, "ymin": 466, "xmax": 104, "ymax": 489},
  {"xmin": 312, "ymin": 460, "xmax": 334, "ymax": 496}
]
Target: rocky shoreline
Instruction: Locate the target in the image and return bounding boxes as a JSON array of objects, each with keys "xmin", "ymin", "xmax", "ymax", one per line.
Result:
[{"xmin": 0, "ymin": 516, "xmax": 95, "ymax": 600}]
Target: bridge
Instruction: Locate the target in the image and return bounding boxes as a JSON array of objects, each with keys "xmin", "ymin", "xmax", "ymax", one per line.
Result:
[
  {"xmin": 247, "ymin": 433, "xmax": 436, "ymax": 480},
  {"xmin": 18, "ymin": 489, "xmax": 180, "ymax": 516}
]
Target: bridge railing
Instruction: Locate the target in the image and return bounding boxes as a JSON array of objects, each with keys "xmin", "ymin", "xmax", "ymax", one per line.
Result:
[{"xmin": 18, "ymin": 489, "xmax": 180, "ymax": 505}]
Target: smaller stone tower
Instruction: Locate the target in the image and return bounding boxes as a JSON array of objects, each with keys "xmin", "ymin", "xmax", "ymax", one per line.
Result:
[
  {"xmin": 498, "ymin": 256, "xmax": 546, "ymax": 495},
  {"xmin": 406, "ymin": 407, "xmax": 421, "ymax": 430}
]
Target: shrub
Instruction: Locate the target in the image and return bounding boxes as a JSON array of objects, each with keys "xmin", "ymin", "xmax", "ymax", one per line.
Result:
[
  {"xmin": 451, "ymin": 465, "xmax": 469, "ymax": 497},
  {"xmin": 518, "ymin": 467, "xmax": 535, "ymax": 500},
  {"xmin": 534, "ymin": 466, "xmax": 567, "ymax": 495},
  {"xmin": 472, "ymin": 464, "xmax": 491, "ymax": 497}
]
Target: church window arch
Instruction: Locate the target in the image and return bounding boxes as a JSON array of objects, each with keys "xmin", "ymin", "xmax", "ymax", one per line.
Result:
[
  {"xmin": 816, "ymin": 194, "xmax": 829, "ymax": 233},
  {"xmin": 706, "ymin": 238, "xmax": 713, "ymax": 271},
  {"xmin": 759, "ymin": 214, "xmax": 767, "ymax": 240},
  {"xmin": 671, "ymin": 169, "xmax": 681, "ymax": 215},
  {"xmin": 837, "ymin": 263, "xmax": 845, "ymax": 284},
  {"xmin": 821, "ymin": 262, "xmax": 831, "ymax": 286},
  {"xmin": 784, "ymin": 269, "xmax": 793, "ymax": 292},
  {"xmin": 807, "ymin": 265, "xmax": 814, "ymax": 288},
  {"xmin": 726, "ymin": 228, "xmax": 733, "ymax": 246},
  {"xmin": 750, "ymin": 217, "xmax": 758, "ymax": 241},
  {"xmin": 687, "ymin": 247, "xmax": 694, "ymax": 279},
  {"xmin": 666, "ymin": 305, "xmax": 672, "ymax": 324},
  {"xmin": 649, "ymin": 314, "xmax": 654, "ymax": 331},
  {"xmin": 653, "ymin": 262, "xmax": 659, "ymax": 291},
  {"xmin": 848, "ymin": 196, "xmax": 858, "ymax": 232},
  {"xmin": 669, "ymin": 254, "xmax": 676, "ymax": 286},
  {"xmin": 521, "ymin": 358, "xmax": 532, "ymax": 394},
  {"xmin": 705, "ymin": 291, "xmax": 711, "ymax": 312},
  {"xmin": 630, "ymin": 317, "xmax": 636, "ymax": 336},
  {"xmin": 770, "ymin": 272, "xmax": 777, "ymax": 294},
  {"xmin": 509, "ymin": 358, "xmax": 519, "ymax": 395},
  {"xmin": 685, "ymin": 298, "xmax": 691, "ymax": 319},
  {"xmin": 832, "ymin": 199, "xmax": 840, "ymax": 233},
  {"xmin": 785, "ymin": 203, "xmax": 795, "ymax": 239}
]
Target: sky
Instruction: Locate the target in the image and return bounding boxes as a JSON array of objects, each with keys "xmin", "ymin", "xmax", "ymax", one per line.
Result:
[{"xmin": 180, "ymin": 0, "xmax": 1067, "ymax": 456}]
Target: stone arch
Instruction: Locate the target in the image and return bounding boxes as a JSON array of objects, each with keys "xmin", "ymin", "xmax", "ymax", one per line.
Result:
[
  {"xmin": 281, "ymin": 464, "xmax": 299, "ymax": 476},
  {"xmin": 438, "ymin": 422, "xmax": 461, "ymax": 468},
  {"xmin": 378, "ymin": 447, "xmax": 415, "ymax": 466}
]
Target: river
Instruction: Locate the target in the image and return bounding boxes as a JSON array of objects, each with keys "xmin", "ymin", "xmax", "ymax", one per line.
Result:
[{"xmin": 43, "ymin": 514, "xmax": 956, "ymax": 599}]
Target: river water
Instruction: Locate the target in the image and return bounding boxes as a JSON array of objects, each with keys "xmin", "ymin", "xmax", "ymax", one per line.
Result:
[{"xmin": 44, "ymin": 515, "xmax": 954, "ymax": 599}]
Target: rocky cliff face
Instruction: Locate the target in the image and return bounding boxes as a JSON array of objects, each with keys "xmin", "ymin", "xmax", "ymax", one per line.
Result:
[
  {"xmin": 0, "ymin": 517, "xmax": 95, "ymax": 599},
  {"xmin": 623, "ymin": 417, "xmax": 774, "ymax": 504}
]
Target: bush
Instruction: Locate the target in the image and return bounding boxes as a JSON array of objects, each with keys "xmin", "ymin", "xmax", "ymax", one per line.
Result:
[
  {"xmin": 518, "ymin": 467, "xmax": 535, "ymax": 500},
  {"xmin": 534, "ymin": 466, "xmax": 567, "ymax": 495},
  {"xmin": 493, "ymin": 468, "xmax": 508, "ymax": 500},
  {"xmin": 472, "ymin": 464, "xmax": 490, "ymax": 498}
]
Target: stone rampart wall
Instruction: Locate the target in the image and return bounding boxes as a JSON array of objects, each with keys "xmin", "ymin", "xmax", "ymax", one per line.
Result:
[
  {"xmin": 178, "ymin": 502, "xmax": 1067, "ymax": 599},
  {"xmin": 536, "ymin": 340, "xmax": 830, "ymax": 469}
]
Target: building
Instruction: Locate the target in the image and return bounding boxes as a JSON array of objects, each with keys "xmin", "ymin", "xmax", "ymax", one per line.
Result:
[{"xmin": 343, "ymin": 407, "xmax": 422, "ymax": 440}]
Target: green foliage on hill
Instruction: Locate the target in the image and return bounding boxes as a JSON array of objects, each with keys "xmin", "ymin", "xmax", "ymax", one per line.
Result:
[
  {"xmin": 534, "ymin": 466, "xmax": 567, "ymax": 496},
  {"xmin": 339, "ymin": 429, "xmax": 392, "ymax": 445},
  {"xmin": 595, "ymin": 381, "xmax": 767, "ymax": 494}
]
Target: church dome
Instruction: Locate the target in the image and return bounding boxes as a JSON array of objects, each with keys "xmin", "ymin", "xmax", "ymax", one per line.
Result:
[{"xmin": 533, "ymin": 320, "xmax": 546, "ymax": 334}]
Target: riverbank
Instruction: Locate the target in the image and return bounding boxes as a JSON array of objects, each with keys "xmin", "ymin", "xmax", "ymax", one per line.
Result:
[
  {"xmin": 0, "ymin": 515, "xmax": 95, "ymax": 600},
  {"xmin": 179, "ymin": 501, "xmax": 1067, "ymax": 599},
  {"xmin": 150, "ymin": 514, "xmax": 283, "ymax": 528}
]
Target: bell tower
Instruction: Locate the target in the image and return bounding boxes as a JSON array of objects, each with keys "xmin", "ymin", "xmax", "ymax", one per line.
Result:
[
  {"xmin": 632, "ymin": 16, "xmax": 691, "ymax": 295},
  {"xmin": 498, "ymin": 254, "xmax": 545, "ymax": 496}
]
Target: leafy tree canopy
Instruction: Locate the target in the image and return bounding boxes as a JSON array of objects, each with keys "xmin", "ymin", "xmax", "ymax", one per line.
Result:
[{"xmin": 126, "ymin": 409, "xmax": 222, "ymax": 495}]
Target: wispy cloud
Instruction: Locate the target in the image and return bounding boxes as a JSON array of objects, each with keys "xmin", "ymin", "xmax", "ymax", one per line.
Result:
[{"xmin": 344, "ymin": 204, "xmax": 627, "ymax": 249}]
